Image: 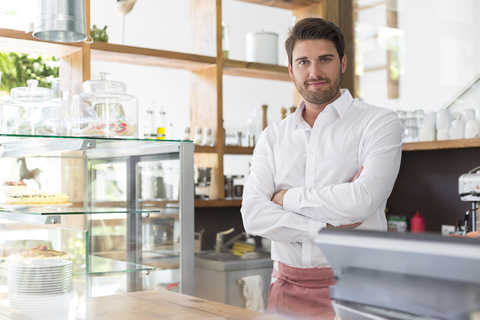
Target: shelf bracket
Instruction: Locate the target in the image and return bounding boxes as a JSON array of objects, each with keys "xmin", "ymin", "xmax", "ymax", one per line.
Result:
[{"xmin": 0, "ymin": 138, "xmax": 96, "ymax": 158}]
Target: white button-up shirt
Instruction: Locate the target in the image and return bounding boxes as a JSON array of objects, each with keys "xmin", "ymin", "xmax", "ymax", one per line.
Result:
[{"xmin": 241, "ymin": 89, "xmax": 402, "ymax": 268}]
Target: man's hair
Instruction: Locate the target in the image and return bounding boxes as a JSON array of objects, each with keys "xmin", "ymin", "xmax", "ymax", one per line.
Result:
[{"xmin": 285, "ymin": 17, "xmax": 345, "ymax": 66}]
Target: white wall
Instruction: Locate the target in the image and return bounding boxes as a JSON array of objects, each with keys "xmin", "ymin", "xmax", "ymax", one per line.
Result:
[{"xmin": 357, "ymin": 0, "xmax": 480, "ymax": 113}]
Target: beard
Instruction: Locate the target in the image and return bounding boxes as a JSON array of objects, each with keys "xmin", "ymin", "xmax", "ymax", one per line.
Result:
[{"xmin": 293, "ymin": 67, "xmax": 342, "ymax": 105}]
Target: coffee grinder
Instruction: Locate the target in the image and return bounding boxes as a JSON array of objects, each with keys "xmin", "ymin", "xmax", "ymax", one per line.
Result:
[{"xmin": 458, "ymin": 166, "xmax": 480, "ymax": 234}]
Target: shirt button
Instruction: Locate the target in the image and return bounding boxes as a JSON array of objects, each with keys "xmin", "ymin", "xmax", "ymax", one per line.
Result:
[
  {"xmin": 309, "ymin": 151, "xmax": 315, "ymax": 156},
  {"xmin": 304, "ymin": 251, "xmax": 309, "ymax": 255}
]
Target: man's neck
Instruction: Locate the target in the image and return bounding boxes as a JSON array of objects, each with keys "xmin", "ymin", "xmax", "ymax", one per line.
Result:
[{"xmin": 302, "ymin": 90, "xmax": 341, "ymax": 127}]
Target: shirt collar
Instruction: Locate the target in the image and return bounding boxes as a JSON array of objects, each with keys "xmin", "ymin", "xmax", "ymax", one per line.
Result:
[{"xmin": 293, "ymin": 89, "xmax": 354, "ymax": 129}]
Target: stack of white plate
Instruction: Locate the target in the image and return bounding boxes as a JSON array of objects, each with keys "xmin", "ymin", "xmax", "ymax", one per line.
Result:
[{"xmin": 7, "ymin": 259, "xmax": 73, "ymax": 320}]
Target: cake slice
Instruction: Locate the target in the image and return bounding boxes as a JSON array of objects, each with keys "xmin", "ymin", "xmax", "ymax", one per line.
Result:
[{"xmin": 6, "ymin": 189, "xmax": 69, "ymax": 205}]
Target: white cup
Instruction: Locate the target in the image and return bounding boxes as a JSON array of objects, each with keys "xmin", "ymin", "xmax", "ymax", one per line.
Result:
[
  {"xmin": 419, "ymin": 128, "xmax": 436, "ymax": 141},
  {"xmin": 465, "ymin": 120, "xmax": 480, "ymax": 139},
  {"xmin": 436, "ymin": 110, "xmax": 453, "ymax": 130},
  {"xmin": 475, "ymin": 108, "xmax": 480, "ymax": 120},
  {"xmin": 437, "ymin": 128, "xmax": 449, "ymax": 141},
  {"xmin": 462, "ymin": 109, "xmax": 475, "ymax": 122},
  {"xmin": 447, "ymin": 120, "xmax": 465, "ymax": 140},
  {"xmin": 451, "ymin": 112, "xmax": 462, "ymax": 120},
  {"xmin": 422, "ymin": 111, "xmax": 436, "ymax": 130}
]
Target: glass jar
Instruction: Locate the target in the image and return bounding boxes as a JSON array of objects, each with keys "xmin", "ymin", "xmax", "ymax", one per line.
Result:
[
  {"xmin": 71, "ymin": 72, "xmax": 138, "ymax": 138},
  {"xmin": 2, "ymin": 80, "xmax": 63, "ymax": 136}
]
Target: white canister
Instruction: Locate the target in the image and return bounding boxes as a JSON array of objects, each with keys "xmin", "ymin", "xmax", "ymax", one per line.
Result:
[{"xmin": 246, "ymin": 30, "xmax": 278, "ymax": 65}]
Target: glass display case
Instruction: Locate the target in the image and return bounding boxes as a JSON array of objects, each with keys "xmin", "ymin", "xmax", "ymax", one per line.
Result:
[{"xmin": 0, "ymin": 135, "xmax": 194, "ymax": 319}]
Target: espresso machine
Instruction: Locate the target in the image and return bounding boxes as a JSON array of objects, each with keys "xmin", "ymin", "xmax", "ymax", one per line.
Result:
[{"xmin": 458, "ymin": 166, "xmax": 480, "ymax": 233}]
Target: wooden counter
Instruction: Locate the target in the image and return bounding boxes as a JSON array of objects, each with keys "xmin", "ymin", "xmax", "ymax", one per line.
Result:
[{"xmin": 88, "ymin": 290, "xmax": 285, "ymax": 320}]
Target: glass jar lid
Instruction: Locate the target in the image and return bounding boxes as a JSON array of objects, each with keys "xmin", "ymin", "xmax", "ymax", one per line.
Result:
[
  {"xmin": 11, "ymin": 80, "xmax": 53, "ymax": 100},
  {"xmin": 83, "ymin": 71, "xmax": 127, "ymax": 94}
]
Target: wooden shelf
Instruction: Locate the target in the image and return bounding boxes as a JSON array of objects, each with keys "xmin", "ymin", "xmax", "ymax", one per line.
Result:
[
  {"xmin": 223, "ymin": 59, "xmax": 291, "ymax": 82},
  {"xmin": 194, "ymin": 145, "xmax": 217, "ymax": 153},
  {"xmin": 224, "ymin": 146, "xmax": 255, "ymax": 155},
  {"xmin": 402, "ymin": 138, "xmax": 480, "ymax": 151},
  {"xmin": 236, "ymin": 0, "xmax": 323, "ymax": 10},
  {"xmin": 0, "ymin": 28, "xmax": 81, "ymax": 57},
  {"xmin": 91, "ymin": 42, "xmax": 216, "ymax": 71},
  {"xmin": 195, "ymin": 199, "xmax": 243, "ymax": 208}
]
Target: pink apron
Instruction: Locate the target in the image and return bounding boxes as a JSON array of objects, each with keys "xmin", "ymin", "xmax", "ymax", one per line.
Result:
[{"xmin": 267, "ymin": 262, "xmax": 337, "ymax": 320}]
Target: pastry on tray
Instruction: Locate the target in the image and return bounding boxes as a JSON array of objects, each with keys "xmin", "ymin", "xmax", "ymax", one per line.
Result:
[
  {"xmin": 5, "ymin": 189, "xmax": 69, "ymax": 205},
  {"xmin": 3, "ymin": 245, "xmax": 76, "ymax": 265},
  {"xmin": 1, "ymin": 240, "xmax": 53, "ymax": 258}
]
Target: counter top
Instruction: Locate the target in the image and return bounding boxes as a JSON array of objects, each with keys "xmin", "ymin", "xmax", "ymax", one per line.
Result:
[{"xmin": 88, "ymin": 289, "xmax": 284, "ymax": 320}]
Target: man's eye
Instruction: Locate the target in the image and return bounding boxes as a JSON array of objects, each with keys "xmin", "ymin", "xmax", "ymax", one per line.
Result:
[
  {"xmin": 321, "ymin": 58, "xmax": 330, "ymax": 63},
  {"xmin": 299, "ymin": 61, "xmax": 308, "ymax": 65}
]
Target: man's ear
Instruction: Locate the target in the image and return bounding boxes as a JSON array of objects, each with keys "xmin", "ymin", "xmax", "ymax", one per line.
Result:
[
  {"xmin": 288, "ymin": 63, "xmax": 294, "ymax": 80},
  {"xmin": 341, "ymin": 55, "xmax": 347, "ymax": 74}
]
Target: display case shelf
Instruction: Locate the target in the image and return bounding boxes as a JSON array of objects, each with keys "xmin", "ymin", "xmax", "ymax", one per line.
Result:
[{"xmin": 89, "ymin": 255, "xmax": 156, "ymax": 275}]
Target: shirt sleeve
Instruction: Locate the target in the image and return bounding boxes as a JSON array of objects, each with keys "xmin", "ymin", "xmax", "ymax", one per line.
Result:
[
  {"xmin": 241, "ymin": 129, "xmax": 326, "ymax": 243},
  {"xmin": 282, "ymin": 110, "xmax": 402, "ymax": 226}
]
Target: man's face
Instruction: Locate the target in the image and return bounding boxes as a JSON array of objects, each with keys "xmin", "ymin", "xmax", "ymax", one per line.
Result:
[{"xmin": 288, "ymin": 39, "xmax": 347, "ymax": 106}]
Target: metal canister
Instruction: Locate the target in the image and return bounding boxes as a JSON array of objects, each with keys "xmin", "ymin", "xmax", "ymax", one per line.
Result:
[{"xmin": 33, "ymin": 0, "xmax": 88, "ymax": 43}]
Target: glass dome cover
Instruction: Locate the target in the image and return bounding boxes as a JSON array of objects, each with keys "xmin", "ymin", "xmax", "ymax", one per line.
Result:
[
  {"xmin": 2, "ymin": 79, "xmax": 64, "ymax": 136},
  {"xmin": 82, "ymin": 71, "xmax": 127, "ymax": 94},
  {"xmin": 71, "ymin": 72, "xmax": 138, "ymax": 138},
  {"xmin": 7, "ymin": 80, "xmax": 59, "ymax": 108}
]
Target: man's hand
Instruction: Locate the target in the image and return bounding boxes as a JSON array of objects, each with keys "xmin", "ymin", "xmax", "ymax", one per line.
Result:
[
  {"xmin": 272, "ymin": 189, "xmax": 288, "ymax": 206},
  {"xmin": 352, "ymin": 166, "xmax": 363, "ymax": 182}
]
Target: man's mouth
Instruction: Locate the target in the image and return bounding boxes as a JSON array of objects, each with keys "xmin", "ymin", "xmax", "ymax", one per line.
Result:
[{"xmin": 306, "ymin": 79, "xmax": 330, "ymax": 87}]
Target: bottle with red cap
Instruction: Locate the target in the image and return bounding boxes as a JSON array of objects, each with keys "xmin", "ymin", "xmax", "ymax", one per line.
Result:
[{"xmin": 411, "ymin": 211, "xmax": 425, "ymax": 233}]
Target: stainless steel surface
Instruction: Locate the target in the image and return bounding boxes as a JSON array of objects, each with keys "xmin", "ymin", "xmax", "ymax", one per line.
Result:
[
  {"xmin": 33, "ymin": 0, "xmax": 88, "ymax": 43},
  {"xmin": 0, "ymin": 212, "xmax": 61, "ymax": 224},
  {"xmin": 179, "ymin": 142, "xmax": 195, "ymax": 295},
  {"xmin": 195, "ymin": 251, "xmax": 272, "ymax": 272},
  {"xmin": 316, "ymin": 229, "xmax": 480, "ymax": 319},
  {"xmin": 1, "ymin": 138, "xmax": 96, "ymax": 157}
]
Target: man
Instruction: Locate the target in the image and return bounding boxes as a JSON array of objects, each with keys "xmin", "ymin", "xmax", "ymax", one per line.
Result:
[{"xmin": 240, "ymin": 18, "xmax": 402, "ymax": 320}]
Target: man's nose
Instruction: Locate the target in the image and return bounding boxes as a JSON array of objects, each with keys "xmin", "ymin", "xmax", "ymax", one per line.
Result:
[{"xmin": 309, "ymin": 62, "xmax": 321, "ymax": 78}]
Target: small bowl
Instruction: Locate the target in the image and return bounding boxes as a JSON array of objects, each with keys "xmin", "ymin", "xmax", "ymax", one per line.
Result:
[{"xmin": 3, "ymin": 181, "xmax": 27, "ymax": 197}]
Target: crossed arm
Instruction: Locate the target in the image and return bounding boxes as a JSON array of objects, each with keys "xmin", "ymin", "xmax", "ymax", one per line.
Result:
[
  {"xmin": 271, "ymin": 167, "xmax": 364, "ymax": 229},
  {"xmin": 241, "ymin": 111, "xmax": 402, "ymax": 242}
]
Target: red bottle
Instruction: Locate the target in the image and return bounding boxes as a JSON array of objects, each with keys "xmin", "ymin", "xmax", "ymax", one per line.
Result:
[{"xmin": 411, "ymin": 211, "xmax": 425, "ymax": 233}]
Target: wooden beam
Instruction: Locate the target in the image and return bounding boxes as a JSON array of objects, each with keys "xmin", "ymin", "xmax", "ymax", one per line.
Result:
[
  {"xmin": 190, "ymin": 0, "xmax": 217, "ymax": 57},
  {"xmin": 338, "ymin": 0, "xmax": 355, "ymax": 96},
  {"xmin": 386, "ymin": 0, "xmax": 399, "ymax": 99}
]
